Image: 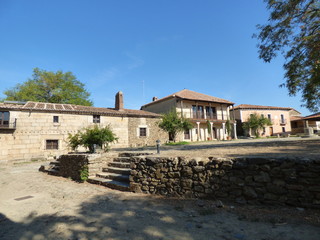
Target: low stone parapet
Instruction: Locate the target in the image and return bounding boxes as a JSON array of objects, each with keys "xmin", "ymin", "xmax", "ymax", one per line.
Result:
[
  {"xmin": 129, "ymin": 156, "xmax": 320, "ymax": 208},
  {"xmin": 55, "ymin": 153, "xmax": 112, "ymax": 181}
]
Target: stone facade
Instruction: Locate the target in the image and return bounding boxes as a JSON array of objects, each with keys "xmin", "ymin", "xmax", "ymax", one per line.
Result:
[
  {"xmin": 130, "ymin": 156, "xmax": 320, "ymax": 208},
  {"xmin": 128, "ymin": 117, "xmax": 167, "ymax": 147},
  {"xmin": 0, "ymin": 93, "xmax": 168, "ymax": 163}
]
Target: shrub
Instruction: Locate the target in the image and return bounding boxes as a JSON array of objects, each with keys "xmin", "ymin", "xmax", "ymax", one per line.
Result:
[{"xmin": 68, "ymin": 125, "xmax": 118, "ymax": 153}]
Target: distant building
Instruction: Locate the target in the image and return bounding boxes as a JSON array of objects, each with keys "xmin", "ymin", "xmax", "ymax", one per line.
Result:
[
  {"xmin": 291, "ymin": 112, "xmax": 320, "ymax": 135},
  {"xmin": 232, "ymin": 104, "xmax": 297, "ymax": 137},
  {"xmin": 141, "ymin": 89, "xmax": 236, "ymax": 141},
  {"xmin": 0, "ymin": 92, "xmax": 167, "ymax": 163}
]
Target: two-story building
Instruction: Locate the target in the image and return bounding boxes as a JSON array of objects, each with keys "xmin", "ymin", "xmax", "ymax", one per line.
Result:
[
  {"xmin": 0, "ymin": 92, "xmax": 167, "ymax": 163},
  {"xmin": 141, "ymin": 89, "xmax": 236, "ymax": 141},
  {"xmin": 232, "ymin": 104, "xmax": 296, "ymax": 137}
]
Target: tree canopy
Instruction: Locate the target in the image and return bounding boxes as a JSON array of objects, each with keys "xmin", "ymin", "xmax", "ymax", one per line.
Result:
[
  {"xmin": 158, "ymin": 110, "xmax": 193, "ymax": 142},
  {"xmin": 255, "ymin": 0, "xmax": 320, "ymax": 112},
  {"xmin": 4, "ymin": 68, "xmax": 93, "ymax": 106}
]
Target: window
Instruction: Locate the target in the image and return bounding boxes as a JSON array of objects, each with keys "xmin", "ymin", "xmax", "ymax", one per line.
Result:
[
  {"xmin": 198, "ymin": 106, "xmax": 204, "ymax": 118},
  {"xmin": 280, "ymin": 114, "xmax": 285, "ymax": 124},
  {"xmin": 46, "ymin": 140, "xmax": 59, "ymax": 150},
  {"xmin": 0, "ymin": 111, "xmax": 9, "ymax": 126},
  {"xmin": 192, "ymin": 105, "xmax": 204, "ymax": 119},
  {"xmin": 205, "ymin": 106, "xmax": 216, "ymax": 119},
  {"xmin": 53, "ymin": 116, "xmax": 59, "ymax": 123},
  {"xmin": 93, "ymin": 115, "xmax": 100, "ymax": 123},
  {"xmin": 139, "ymin": 127, "xmax": 147, "ymax": 137},
  {"xmin": 282, "ymin": 127, "xmax": 286, "ymax": 133},
  {"xmin": 192, "ymin": 105, "xmax": 197, "ymax": 118},
  {"xmin": 267, "ymin": 114, "xmax": 271, "ymax": 120}
]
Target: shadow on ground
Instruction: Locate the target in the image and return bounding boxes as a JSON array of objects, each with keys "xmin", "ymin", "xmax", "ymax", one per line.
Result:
[{"xmin": 1, "ymin": 192, "xmax": 320, "ymax": 240}]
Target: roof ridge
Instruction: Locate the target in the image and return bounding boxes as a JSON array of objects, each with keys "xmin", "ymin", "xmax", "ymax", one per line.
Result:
[
  {"xmin": 141, "ymin": 89, "xmax": 234, "ymax": 108},
  {"xmin": 234, "ymin": 104, "xmax": 294, "ymax": 110}
]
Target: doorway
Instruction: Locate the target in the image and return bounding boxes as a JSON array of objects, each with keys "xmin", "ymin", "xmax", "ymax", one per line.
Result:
[{"xmin": 269, "ymin": 127, "xmax": 273, "ymax": 136}]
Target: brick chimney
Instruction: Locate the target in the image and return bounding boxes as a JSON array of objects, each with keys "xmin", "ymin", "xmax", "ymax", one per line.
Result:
[{"xmin": 115, "ymin": 91, "xmax": 124, "ymax": 110}]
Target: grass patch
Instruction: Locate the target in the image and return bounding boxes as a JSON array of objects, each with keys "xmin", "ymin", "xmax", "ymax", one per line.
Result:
[
  {"xmin": 266, "ymin": 136, "xmax": 278, "ymax": 138},
  {"xmin": 165, "ymin": 141, "xmax": 190, "ymax": 146}
]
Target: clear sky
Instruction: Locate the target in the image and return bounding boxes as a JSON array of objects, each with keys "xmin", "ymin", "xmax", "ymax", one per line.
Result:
[{"xmin": 0, "ymin": 0, "xmax": 313, "ymax": 116}]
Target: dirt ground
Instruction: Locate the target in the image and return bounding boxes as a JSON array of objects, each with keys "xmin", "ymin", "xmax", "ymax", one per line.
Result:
[
  {"xmin": 0, "ymin": 138, "xmax": 320, "ymax": 240},
  {"xmin": 154, "ymin": 137, "xmax": 320, "ymax": 159}
]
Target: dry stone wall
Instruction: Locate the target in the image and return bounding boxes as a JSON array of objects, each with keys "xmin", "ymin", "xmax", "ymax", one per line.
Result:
[
  {"xmin": 129, "ymin": 156, "xmax": 320, "ymax": 208},
  {"xmin": 58, "ymin": 154, "xmax": 110, "ymax": 181}
]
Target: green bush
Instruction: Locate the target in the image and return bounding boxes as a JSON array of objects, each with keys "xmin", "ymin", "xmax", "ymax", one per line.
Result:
[
  {"xmin": 79, "ymin": 165, "xmax": 89, "ymax": 182},
  {"xmin": 68, "ymin": 125, "xmax": 118, "ymax": 153}
]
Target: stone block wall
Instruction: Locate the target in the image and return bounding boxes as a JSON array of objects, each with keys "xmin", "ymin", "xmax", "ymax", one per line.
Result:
[
  {"xmin": 1, "ymin": 109, "xmax": 167, "ymax": 163},
  {"xmin": 58, "ymin": 153, "xmax": 112, "ymax": 181},
  {"xmin": 130, "ymin": 156, "xmax": 320, "ymax": 208},
  {"xmin": 128, "ymin": 117, "xmax": 167, "ymax": 147}
]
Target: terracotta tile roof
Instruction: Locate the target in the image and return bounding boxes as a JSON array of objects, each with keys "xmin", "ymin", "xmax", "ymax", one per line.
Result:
[
  {"xmin": 303, "ymin": 112, "xmax": 320, "ymax": 121},
  {"xmin": 233, "ymin": 104, "xmax": 294, "ymax": 111},
  {"xmin": 0, "ymin": 101, "xmax": 160, "ymax": 118},
  {"xmin": 290, "ymin": 115, "xmax": 304, "ymax": 121},
  {"xmin": 141, "ymin": 89, "xmax": 234, "ymax": 108}
]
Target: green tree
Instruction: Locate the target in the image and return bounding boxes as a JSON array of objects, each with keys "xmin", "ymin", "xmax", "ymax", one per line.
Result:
[
  {"xmin": 255, "ymin": 0, "xmax": 320, "ymax": 112},
  {"xmin": 4, "ymin": 68, "xmax": 93, "ymax": 106},
  {"xmin": 243, "ymin": 113, "xmax": 272, "ymax": 138},
  {"xmin": 158, "ymin": 110, "xmax": 193, "ymax": 142},
  {"xmin": 68, "ymin": 125, "xmax": 118, "ymax": 153}
]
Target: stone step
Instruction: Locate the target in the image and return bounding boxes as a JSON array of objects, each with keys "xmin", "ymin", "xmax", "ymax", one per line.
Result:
[
  {"xmin": 88, "ymin": 177, "xmax": 130, "ymax": 191},
  {"xmin": 118, "ymin": 152, "xmax": 153, "ymax": 157},
  {"xmin": 108, "ymin": 162, "xmax": 130, "ymax": 168},
  {"xmin": 96, "ymin": 172, "xmax": 130, "ymax": 182},
  {"xmin": 50, "ymin": 161, "xmax": 60, "ymax": 166},
  {"xmin": 103, "ymin": 167, "xmax": 131, "ymax": 175},
  {"xmin": 46, "ymin": 168, "xmax": 60, "ymax": 176},
  {"xmin": 39, "ymin": 163, "xmax": 60, "ymax": 173},
  {"xmin": 113, "ymin": 157, "xmax": 132, "ymax": 163}
]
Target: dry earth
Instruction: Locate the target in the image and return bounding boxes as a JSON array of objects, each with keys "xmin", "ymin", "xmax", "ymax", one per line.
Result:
[
  {"xmin": 0, "ymin": 137, "xmax": 320, "ymax": 240},
  {"xmin": 152, "ymin": 137, "xmax": 320, "ymax": 159}
]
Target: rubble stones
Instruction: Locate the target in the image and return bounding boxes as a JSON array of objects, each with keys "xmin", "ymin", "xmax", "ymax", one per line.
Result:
[{"xmin": 129, "ymin": 156, "xmax": 320, "ymax": 208}]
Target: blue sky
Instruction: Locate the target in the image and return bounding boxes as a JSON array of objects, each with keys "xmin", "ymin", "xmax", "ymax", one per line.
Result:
[{"xmin": 0, "ymin": 0, "xmax": 312, "ymax": 116}]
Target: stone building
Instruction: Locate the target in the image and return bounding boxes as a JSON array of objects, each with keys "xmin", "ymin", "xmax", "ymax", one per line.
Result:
[
  {"xmin": 231, "ymin": 104, "xmax": 296, "ymax": 137},
  {"xmin": 141, "ymin": 89, "xmax": 236, "ymax": 141},
  {"xmin": 0, "ymin": 92, "xmax": 167, "ymax": 163}
]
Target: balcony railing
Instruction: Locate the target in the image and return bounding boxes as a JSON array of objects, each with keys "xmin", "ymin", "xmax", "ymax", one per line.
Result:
[
  {"xmin": 0, "ymin": 119, "xmax": 17, "ymax": 130},
  {"xmin": 279, "ymin": 119, "xmax": 287, "ymax": 125},
  {"xmin": 192, "ymin": 112, "xmax": 218, "ymax": 120}
]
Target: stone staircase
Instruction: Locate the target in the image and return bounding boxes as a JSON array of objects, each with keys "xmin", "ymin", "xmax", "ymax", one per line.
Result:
[
  {"xmin": 88, "ymin": 152, "xmax": 152, "ymax": 191},
  {"xmin": 39, "ymin": 160, "xmax": 61, "ymax": 176},
  {"xmin": 40, "ymin": 152, "xmax": 152, "ymax": 192}
]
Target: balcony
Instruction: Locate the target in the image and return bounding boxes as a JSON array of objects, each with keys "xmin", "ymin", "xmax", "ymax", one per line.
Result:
[
  {"xmin": 279, "ymin": 119, "xmax": 287, "ymax": 125},
  {"xmin": 0, "ymin": 119, "xmax": 17, "ymax": 130},
  {"xmin": 192, "ymin": 112, "xmax": 218, "ymax": 120}
]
